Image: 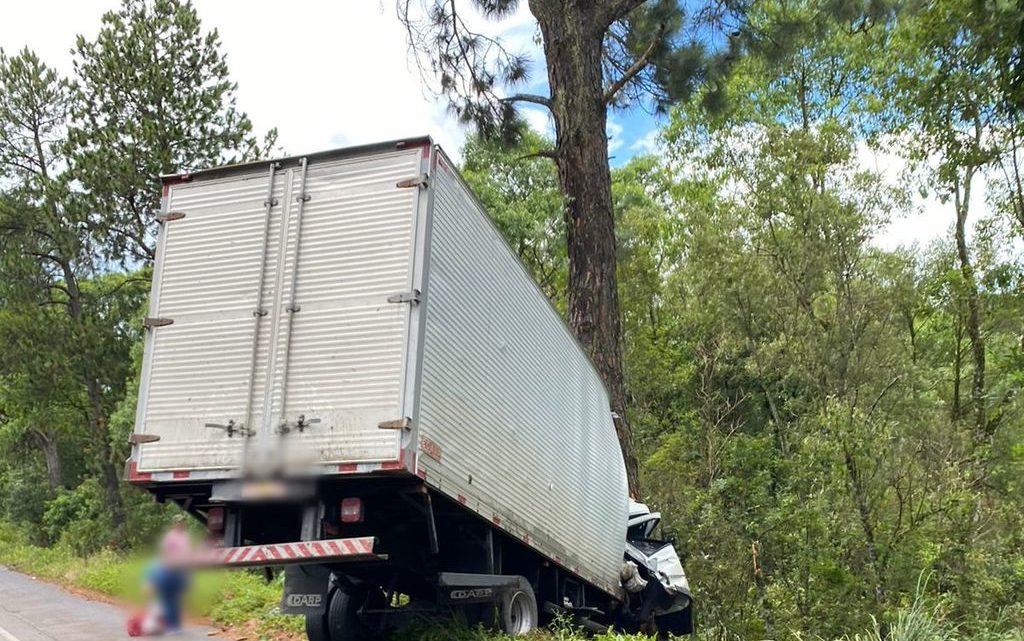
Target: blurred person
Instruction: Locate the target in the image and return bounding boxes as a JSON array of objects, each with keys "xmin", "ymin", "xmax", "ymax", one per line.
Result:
[{"xmin": 145, "ymin": 514, "xmax": 193, "ymax": 635}]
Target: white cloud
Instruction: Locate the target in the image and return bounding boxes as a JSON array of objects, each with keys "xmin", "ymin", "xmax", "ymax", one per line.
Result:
[
  {"xmin": 607, "ymin": 117, "xmax": 625, "ymax": 156},
  {"xmin": 0, "ymin": 0, "xmax": 540, "ymax": 163},
  {"xmin": 631, "ymin": 127, "xmax": 662, "ymax": 155},
  {"xmin": 521, "ymin": 106, "xmax": 553, "ymax": 137},
  {"xmin": 858, "ymin": 140, "xmax": 987, "ymax": 251}
]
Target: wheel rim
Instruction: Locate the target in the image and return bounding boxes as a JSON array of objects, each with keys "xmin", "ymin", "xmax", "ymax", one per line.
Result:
[{"xmin": 507, "ymin": 591, "xmax": 534, "ymax": 635}]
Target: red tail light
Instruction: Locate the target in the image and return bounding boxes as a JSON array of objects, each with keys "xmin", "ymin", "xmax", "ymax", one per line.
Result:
[
  {"xmin": 340, "ymin": 498, "xmax": 364, "ymax": 523},
  {"xmin": 207, "ymin": 507, "xmax": 225, "ymax": 533}
]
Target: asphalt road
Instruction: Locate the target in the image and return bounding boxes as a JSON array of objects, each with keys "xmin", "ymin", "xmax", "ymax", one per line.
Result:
[{"xmin": 0, "ymin": 566, "xmax": 221, "ymax": 641}]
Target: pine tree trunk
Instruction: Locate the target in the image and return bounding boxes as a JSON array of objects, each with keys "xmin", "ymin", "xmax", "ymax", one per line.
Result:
[{"xmin": 531, "ymin": 2, "xmax": 640, "ymax": 494}]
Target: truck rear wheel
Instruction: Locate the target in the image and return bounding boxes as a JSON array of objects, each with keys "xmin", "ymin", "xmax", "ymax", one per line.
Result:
[
  {"xmin": 498, "ymin": 581, "xmax": 538, "ymax": 635},
  {"xmin": 305, "ymin": 588, "xmax": 366, "ymax": 641}
]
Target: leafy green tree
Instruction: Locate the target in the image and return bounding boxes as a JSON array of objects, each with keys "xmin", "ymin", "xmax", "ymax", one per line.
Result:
[
  {"xmin": 0, "ymin": 49, "xmax": 128, "ymax": 520},
  {"xmin": 461, "ymin": 131, "xmax": 566, "ymax": 306},
  {"xmin": 398, "ymin": 0, "xmax": 751, "ymax": 492},
  {"xmin": 0, "ymin": 0, "xmax": 273, "ymax": 540},
  {"xmin": 69, "ymin": 0, "xmax": 276, "ymax": 264},
  {"xmin": 885, "ymin": 0, "xmax": 1015, "ymax": 444}
]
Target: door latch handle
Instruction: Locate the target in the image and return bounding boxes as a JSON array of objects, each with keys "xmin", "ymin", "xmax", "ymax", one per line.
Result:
[{"xmin": 205, "ymin": 419, "xmax": 254, "ymax": 438}]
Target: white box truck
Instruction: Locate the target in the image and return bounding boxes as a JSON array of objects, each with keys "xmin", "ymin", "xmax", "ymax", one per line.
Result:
[{"xmin": 127, "ymin": 138, "xmax": 692, "ymax": 639}]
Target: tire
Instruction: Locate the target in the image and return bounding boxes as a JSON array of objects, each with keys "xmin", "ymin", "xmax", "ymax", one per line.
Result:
[
  {"xmin": 304, "ymin": 588, "xmax": 367, "ymax": 641},
  {"xmin": 305, "ymin": 611, "xmax": 329, "ymax": 641},
  {"xmin": 498, "ymin": 581, "xmax": 538, "ymax": 636}
]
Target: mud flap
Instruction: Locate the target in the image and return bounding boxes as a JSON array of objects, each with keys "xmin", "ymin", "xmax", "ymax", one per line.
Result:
[
  {"xmin": 281, "ymin": 565, "xmax": 332, "ymax": 615},
  {"xmin": 436, "ymin": 572, "xmax": 528, "ymax": 605}
]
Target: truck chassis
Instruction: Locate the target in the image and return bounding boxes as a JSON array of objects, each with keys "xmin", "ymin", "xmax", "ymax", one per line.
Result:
[{"xmin": 147, "ymin": 475, "xmax": 659, "ymax": 639}]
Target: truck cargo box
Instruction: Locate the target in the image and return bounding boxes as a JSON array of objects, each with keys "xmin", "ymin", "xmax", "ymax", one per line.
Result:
[{"xmin": 129, "ymin": 137, "xmax": 629, "ymax": 596}]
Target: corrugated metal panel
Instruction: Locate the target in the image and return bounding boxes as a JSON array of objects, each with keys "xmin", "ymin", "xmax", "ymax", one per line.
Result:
[
  {"xmin": 138, "ymin": 170, "xmax": 281, "ymax": 471},
  {"xmin": 274, "ymin": 152, "xmax": 419, "ymax": 467},
  {"xmin": 135, "ymin": 148, "xmax": 422, "ymax": 472},
  {"xmin": 414, "ymin": 152, "xmax": 629, "ymax": 596}
]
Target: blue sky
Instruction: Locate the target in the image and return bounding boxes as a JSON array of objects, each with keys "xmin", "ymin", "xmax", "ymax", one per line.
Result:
[{"xmin": 495, "ymin": 16, "xmax": 669, "ymax": 166}]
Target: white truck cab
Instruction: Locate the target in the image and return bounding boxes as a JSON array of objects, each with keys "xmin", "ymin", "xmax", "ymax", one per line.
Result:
[{"xmin": 622, "ymin": 500, "xmax": 693, "ymax": 637}]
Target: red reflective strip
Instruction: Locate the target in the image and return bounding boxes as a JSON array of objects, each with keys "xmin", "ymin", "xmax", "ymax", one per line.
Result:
[
  {"xmin": 360, "ymin": 538, "xmax": 373, "ymax": 554},
  {"xmin": 492, "ymin": 516, "xmax": 501, "ymax": 526},
  {"xmin": 421, "ymin": 144, "xmax": 431, "ymax": 159},
  {"xmin": 172, "ymin": 470, "xmax": 190, "ymax": 479},
  {"xmin": 338, "ymin": 463, "xmax": 358, "ymax": 473},
  {"xmin": 127, "ymin": 462, "xmax": 152, "ymax": 482},
  {"xmin": 283, "ymin": 544, "xmax": 297, "ymax": 559},
  {"xmin": 327, "ymin": 540, "xmax": 343, "ymax": 555},
  {"xmin": 457, "ymin": 495, "xmax": 466, "ymax": 505},
  {"xmin": 251, "ymin": 547, "xmax": 267, "ymax": 562},
  {"xmin": 380, "ymin": 460, "xmax": 403, "ymax": 471},
  {"xmin": 311, "ymin": 542, "xmax": 327, "ymax": 556},
  {"xmin": 416, "ymin": 468, "xmax": 427, "ymax": 479}
]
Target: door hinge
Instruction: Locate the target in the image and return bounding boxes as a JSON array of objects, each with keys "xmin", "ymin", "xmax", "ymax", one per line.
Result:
[
  {"xmin": 143, "ymin": 317, "xmax": 174, "ymax": 328},
  {"xmin": 396, "ymin": 173, "xmax": 429, "ymax": 189},
  {"xmin": 156, "ymin": 211, "xmax": 186, "ymax": 223},
  {"xmin": 378, "ymin": 417, "xmax": 411, "ymax": 431},
  {"xmin": 387, "ymin": 290, "xmax": 421, "ymax": 305}
]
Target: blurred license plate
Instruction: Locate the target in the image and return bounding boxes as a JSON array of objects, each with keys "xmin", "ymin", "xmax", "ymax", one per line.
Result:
[{"xmin": 240, "ymin": 480, "xmax": 288, "ymax": 499}]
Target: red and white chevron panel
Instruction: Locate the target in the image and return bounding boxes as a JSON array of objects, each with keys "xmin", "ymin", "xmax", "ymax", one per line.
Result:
[{"xmin": 184, "ymin": 537, "xmax": 378, "ymax": 568}]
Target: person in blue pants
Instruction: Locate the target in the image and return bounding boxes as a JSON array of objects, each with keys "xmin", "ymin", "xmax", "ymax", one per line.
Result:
[{"xmin": 147, "ymin": 515, "xmax": 192, "ymax": 634}]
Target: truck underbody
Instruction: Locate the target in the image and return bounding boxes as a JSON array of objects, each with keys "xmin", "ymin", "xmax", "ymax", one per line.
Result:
[{"xmin": 144, "ymin": 473, "xmax": 690, "ymax": 639}]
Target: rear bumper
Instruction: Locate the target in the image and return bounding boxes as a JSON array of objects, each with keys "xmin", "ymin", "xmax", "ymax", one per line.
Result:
[
  {"xmin": 179, "ymin": 537, "xmax": 381, "ymax": 568},
  {"xmin": 125, "ymin": 452, "xmax": 416, "ymax": 485}
]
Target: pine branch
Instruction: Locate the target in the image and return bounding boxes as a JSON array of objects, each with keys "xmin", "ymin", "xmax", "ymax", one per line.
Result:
[
  {"xmin": 599, "ymin": 0, "xmax": 649, "ymax": 28},
  {"xmin": 500, "ymin": 94, "xmax": 552, "ymax": 109},
  {"xmin": 603, "ymin": 23, "xmax": 667, "ymax": 105},
  {"xmin": 515, "ymin": 149, "xmax": 559, "ymax": 161}
]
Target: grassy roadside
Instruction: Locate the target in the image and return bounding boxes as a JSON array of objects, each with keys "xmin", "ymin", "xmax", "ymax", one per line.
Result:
[{"xmin": 0, "ymin": 522, "xmax": 304, "ymax": 640}]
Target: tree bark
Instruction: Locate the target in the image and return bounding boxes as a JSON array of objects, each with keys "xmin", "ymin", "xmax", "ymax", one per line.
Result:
[
  {"xmin": 842, "ymin": 442, "xmax": 886, "ymax": 606},
  {"xmin": 531, "ymin": 1, "xmax": 640, "ymax": 494},
  {"xmin": 30, "ymin": 428, "xmax": 63, "ymax": 491},
  {"xmin": 953, "ymin": 169, "xmax": 986, "ymax": 443},
  {"xmin": 30, "ymin": 110, "xmax": 126, "ymax": 523},
  {"xmin": 952, "ymin": 321, "xmax": 963, "ymax": 421}
]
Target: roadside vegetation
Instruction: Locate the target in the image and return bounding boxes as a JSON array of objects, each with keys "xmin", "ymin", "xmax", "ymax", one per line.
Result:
[
  {"xmin": 2, "ymin": 515, "xmax": 1021, "ymax": 641},
  {"xmin": 1, "ymin": 0, "xmax": 1022, "ymax": 641}
]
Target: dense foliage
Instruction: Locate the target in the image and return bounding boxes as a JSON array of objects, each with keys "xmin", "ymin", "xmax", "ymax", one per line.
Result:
[
  {"xmin": 1, "ymin": 1, "xmax": 1022, "ymax": 640},
  {"xmin": 0, "ymin": 0, "xmax": 270, "ymax": 551}
]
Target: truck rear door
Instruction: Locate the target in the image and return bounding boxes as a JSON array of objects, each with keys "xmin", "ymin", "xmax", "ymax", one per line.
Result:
[{"xmin": 134, "ymin": 146, "xmax": 424, "ymax": 476}]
